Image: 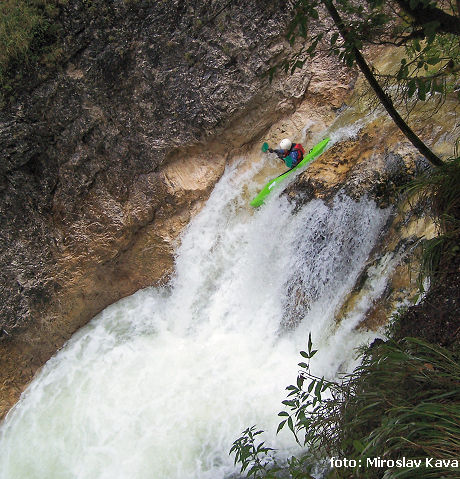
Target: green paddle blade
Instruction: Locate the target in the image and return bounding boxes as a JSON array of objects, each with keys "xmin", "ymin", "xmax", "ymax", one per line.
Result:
[{"xmin": 261, "ymin": 142, "xmax": 269, "ymax": 152}]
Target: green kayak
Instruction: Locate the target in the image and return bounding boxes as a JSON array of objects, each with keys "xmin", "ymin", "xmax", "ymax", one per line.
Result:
[{"xmin": 250, "ymin": 137, "xmax": 330, "ymax": 207}]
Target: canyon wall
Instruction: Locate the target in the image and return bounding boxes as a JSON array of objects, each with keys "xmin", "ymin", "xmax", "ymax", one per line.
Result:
[{"xmin": 0, "ymin": 0, "xmax": 355, "ymax": 418}]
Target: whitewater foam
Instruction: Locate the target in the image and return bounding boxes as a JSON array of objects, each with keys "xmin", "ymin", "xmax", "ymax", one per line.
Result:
[{"xmin": 0, "ymin": 155, "xmax": 392, "ymax": 479}]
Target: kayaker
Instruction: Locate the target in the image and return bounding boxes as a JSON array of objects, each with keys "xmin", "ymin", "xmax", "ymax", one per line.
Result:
[{"xmin": 268, "ymin": 139, "xmax": 305, "ymax": 169}]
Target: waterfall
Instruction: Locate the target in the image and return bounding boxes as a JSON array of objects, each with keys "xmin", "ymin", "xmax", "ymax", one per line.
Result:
[{"xmin": 0, "ymin": 136, "xmax": 393, "ymax": 479}]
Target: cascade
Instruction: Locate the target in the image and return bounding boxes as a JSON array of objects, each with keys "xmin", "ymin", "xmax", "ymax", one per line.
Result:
[{"xmin": 0, "ymin": 125, "xmax": 396, "ymax": 479}]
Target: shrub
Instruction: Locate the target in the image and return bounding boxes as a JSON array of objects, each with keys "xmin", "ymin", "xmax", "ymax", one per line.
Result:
[
  {"xmin": 406, "ymin": 157, "xmax": 460, "ymax": 289},
  {"xmin": 231, "ymin": 337, "xmax": 460, "ymax": 479}
]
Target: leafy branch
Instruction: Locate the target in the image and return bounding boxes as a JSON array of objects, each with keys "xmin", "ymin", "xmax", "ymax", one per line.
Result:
[{"xmin": 230, "ymin": 426, "xmax": 278, "ymax": 478}]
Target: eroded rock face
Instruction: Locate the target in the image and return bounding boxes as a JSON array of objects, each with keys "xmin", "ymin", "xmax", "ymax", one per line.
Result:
[
  {"xmin": 0, "ymin": 1, "xmax": 356, "ymax": 417},
  {"xmin": 286, "ymin": 121, "xmax": 431, "ymax": 208}
]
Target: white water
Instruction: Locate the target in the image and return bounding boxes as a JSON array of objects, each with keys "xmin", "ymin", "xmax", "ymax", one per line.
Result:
[{"xmin": 0, "ymin": 136, "xmax": 392, "ymax": 479}]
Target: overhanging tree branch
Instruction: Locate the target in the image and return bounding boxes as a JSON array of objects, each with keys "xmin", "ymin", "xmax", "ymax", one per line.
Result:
[
  {"xmin": 322, "ymin": 0, "xmax": 445, "ymax": 167},
  {"xmin": 395, "ymin": 0, "xmax": 460, "ymax": 37}
]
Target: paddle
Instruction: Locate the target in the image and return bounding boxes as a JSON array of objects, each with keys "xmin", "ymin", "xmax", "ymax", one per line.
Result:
[{"xmin": 261, "ymin": 141, "xmax": 290, "ymax": 175}]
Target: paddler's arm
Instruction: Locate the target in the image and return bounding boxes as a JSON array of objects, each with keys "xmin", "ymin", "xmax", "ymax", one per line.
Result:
[{"xmin": 270, "ymin": 148, "xmax": 287, "ymax": 160}]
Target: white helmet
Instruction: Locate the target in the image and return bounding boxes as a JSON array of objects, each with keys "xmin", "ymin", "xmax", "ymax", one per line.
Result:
[{"xmin": 279, "ymin": 138, "xmax": 292, "ymax": 150}]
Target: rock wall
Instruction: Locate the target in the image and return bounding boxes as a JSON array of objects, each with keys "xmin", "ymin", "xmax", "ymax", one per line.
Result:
[{"xmin": 0, "ymin": 0, "xmax": 356, "ymax": 417}]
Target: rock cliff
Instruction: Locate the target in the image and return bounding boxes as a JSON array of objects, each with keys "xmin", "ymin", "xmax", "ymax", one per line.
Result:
[{"xmin": 0, "ymin": 0, "xmax": 356, "ymax": 417}]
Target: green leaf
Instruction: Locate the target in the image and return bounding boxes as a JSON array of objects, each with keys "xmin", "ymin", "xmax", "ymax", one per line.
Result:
[
  {"xmin": 417, "ymin": 79, "xmax": 427, "ymax": 100},
  {"xmin": 277, "ymin": 420, "xmax": 286, "ymax": 433},
  {"xmin": 278, "ymin": 411, "xmax": 289, "ymax": 417},
  {"xmin": 353, "ymin": 439, "xmax": 365, "ymax": 452},
  {"xmin": 287, "ymin": 416, "xmax": 294, "ymax": 433},
  {"xmin": 432, "ymin": 80, "xmax": 444, "ymax": 93},
  {"xmin": 426, "ymin": 57, "xmax": 440, "ymax": 65},
  {"xmin": 407, "ymin": 78, "xmax": 417, "ymax": 97},
  {"xmin": 321, "ymin": 381, "xmax": 330, "ymax": 392},
  {"xmin": 299, "ymin": 19, "xmax": 307, "ymax": 38},
  {"xmin": 314, "ymin": 378, "xmax": 324, "ymax": 399},
  {"xmin": 423, "ymin": 21, "xmax": 440, "ymax": 42},
  {"xmin": 297, "ymin": 375, "xmax": 304, "ymax": 388},
  {"xmin": 331, "ymin": 32, "xmax": 339, "ymax": 45}
]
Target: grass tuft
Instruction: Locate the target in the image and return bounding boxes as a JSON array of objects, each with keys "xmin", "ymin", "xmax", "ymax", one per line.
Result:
[{"xmin": 0, "ymin": 0, "xmax": 65, "ymax": 105}]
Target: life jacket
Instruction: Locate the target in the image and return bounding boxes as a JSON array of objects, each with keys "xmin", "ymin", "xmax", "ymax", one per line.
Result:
[{"xmin": 290, "ymin": 143, "xmax": 305, "ymax": 166}]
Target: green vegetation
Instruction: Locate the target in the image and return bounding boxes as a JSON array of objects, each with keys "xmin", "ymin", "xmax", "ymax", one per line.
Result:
[
  {"xmin": 0, "ymin": 0, "xmax": 66, "ymax": 105},
  {"xmin": 406, "ymin": 157, "xmax": 460, "ymax": 289},
  {"xmin": 231, "ymin": 337, "xmax": 460, "ymax": 478},
  {"xmin": 282, "ymin": 0, "xmax": 460, "ymax": 106}
]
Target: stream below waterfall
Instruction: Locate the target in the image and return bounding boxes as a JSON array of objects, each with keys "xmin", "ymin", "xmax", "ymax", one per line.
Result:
[{"xmin": 0, "ymin": 119, "xmax": 396, "ymax": 479}]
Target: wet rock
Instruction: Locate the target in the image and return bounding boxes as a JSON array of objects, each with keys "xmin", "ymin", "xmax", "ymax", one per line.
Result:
[{"xmin": 286, "ymin": 120, "xmax": 431, "ymax": 208}]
